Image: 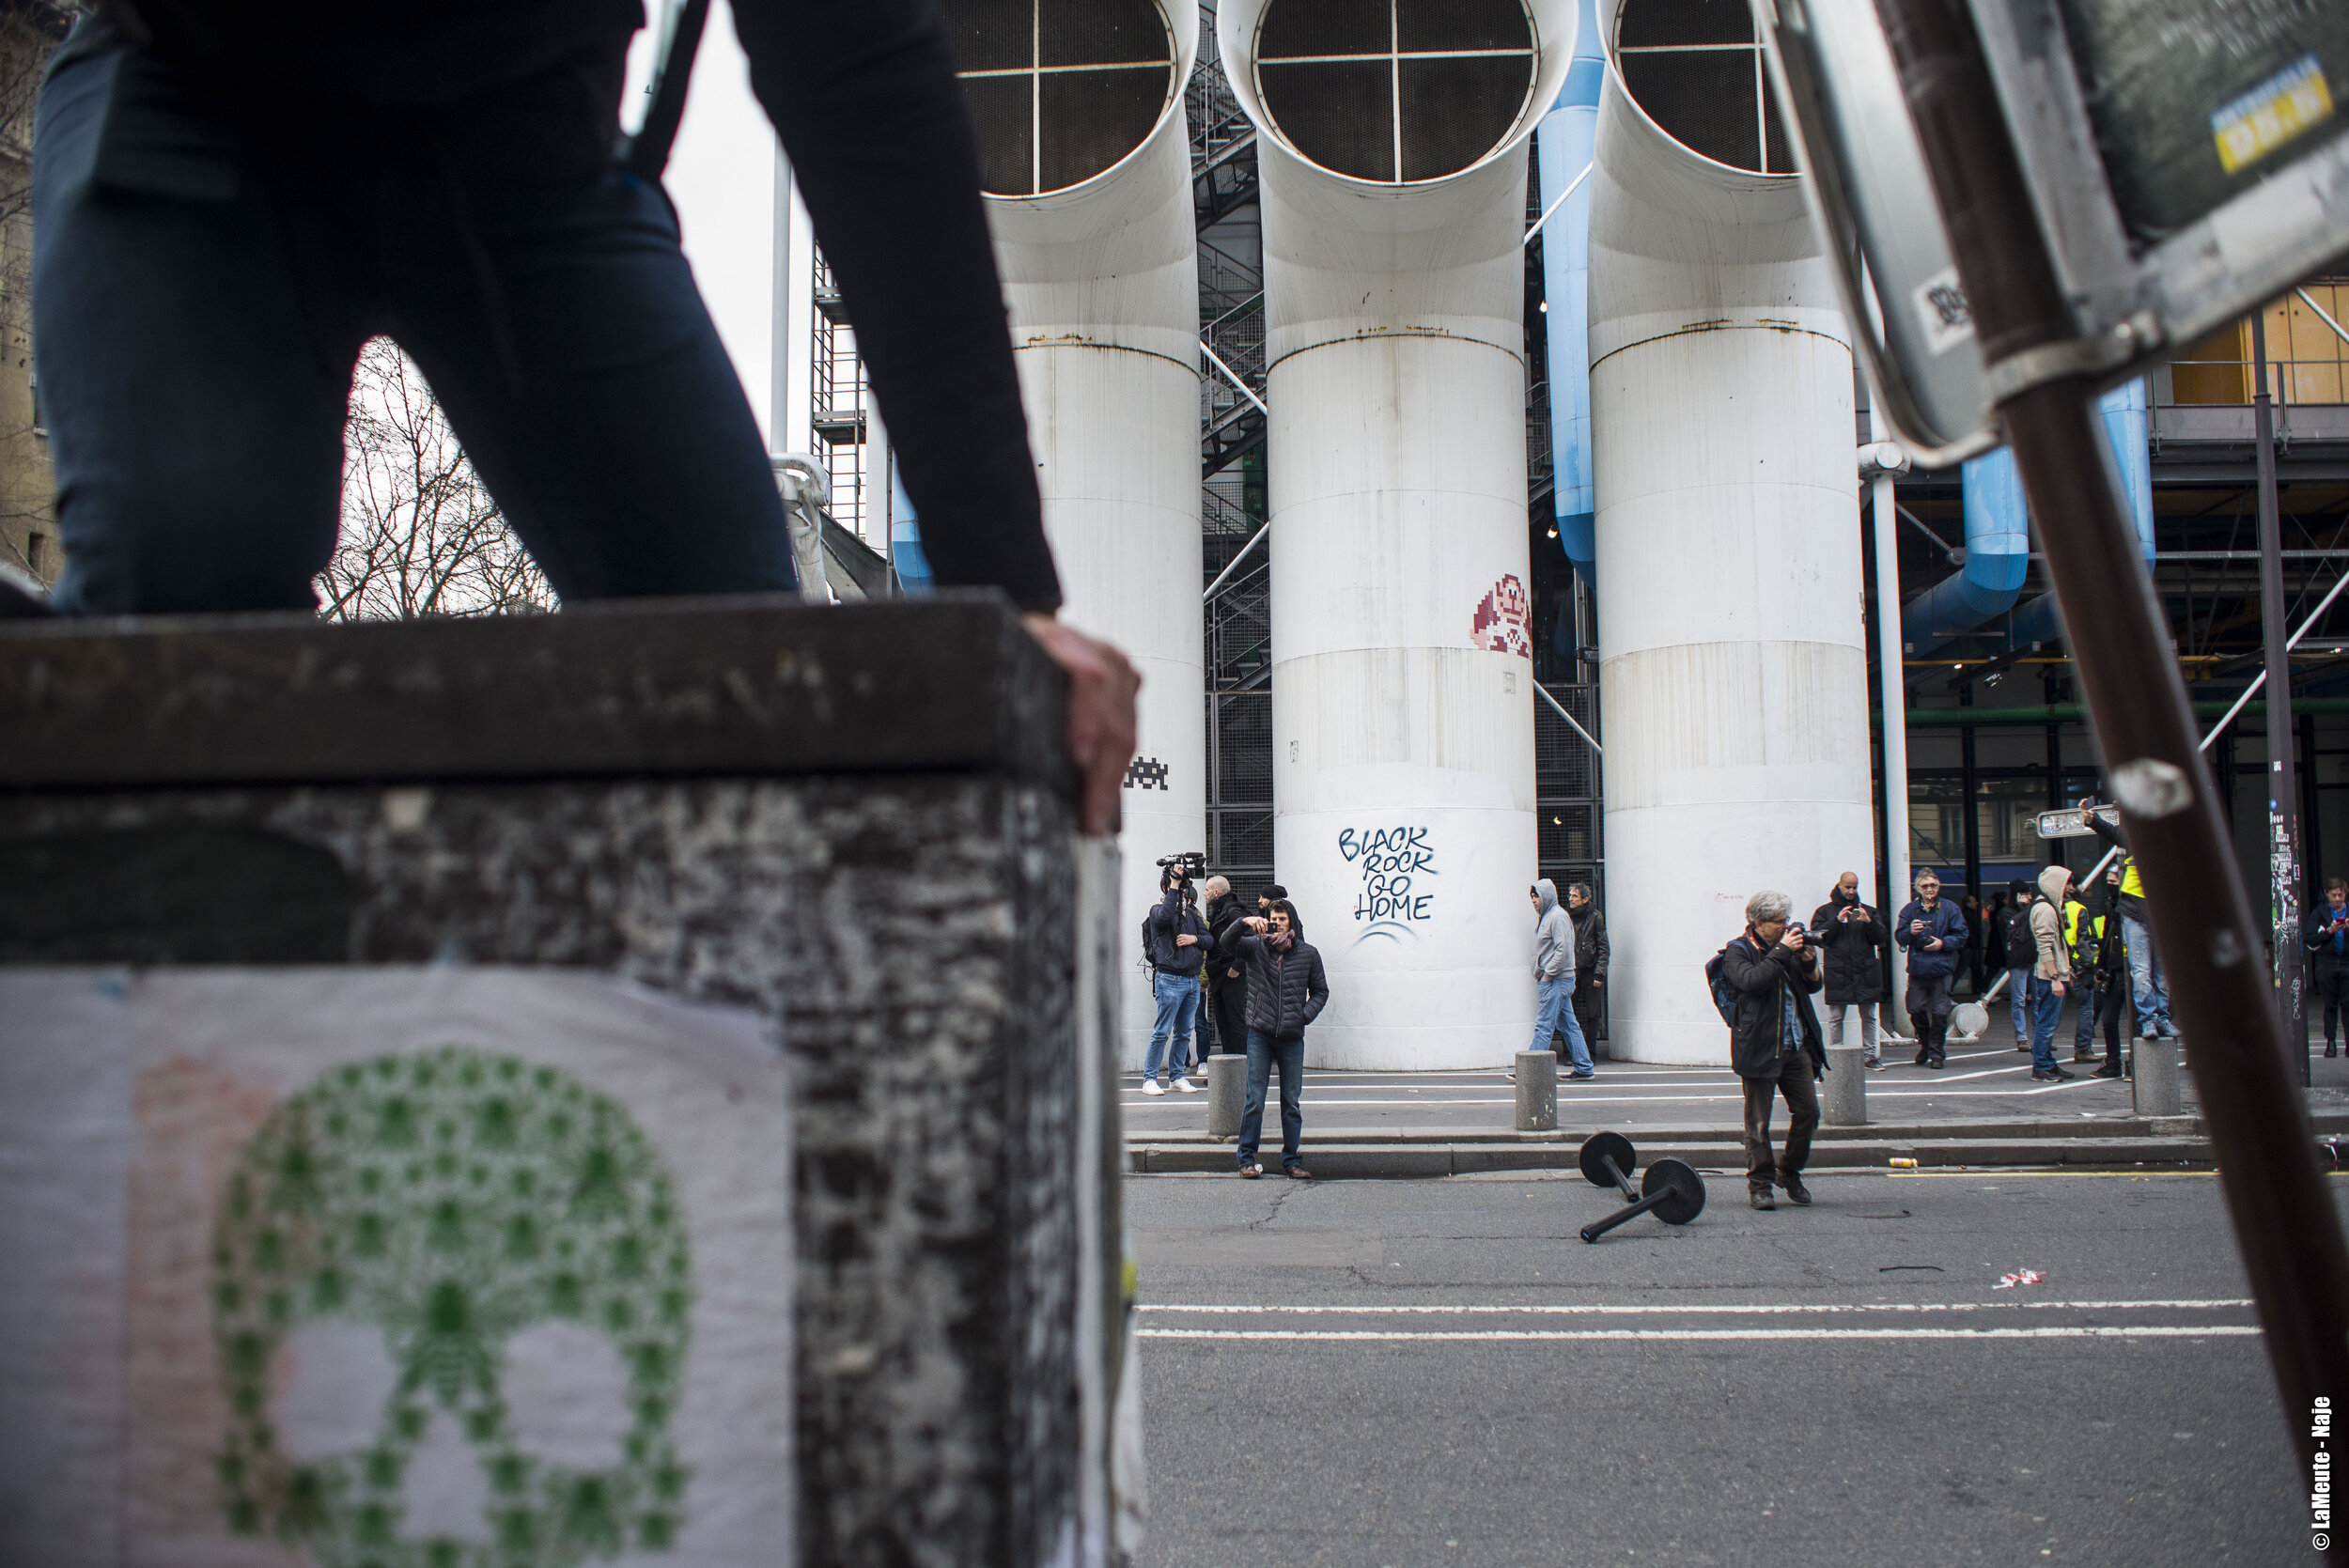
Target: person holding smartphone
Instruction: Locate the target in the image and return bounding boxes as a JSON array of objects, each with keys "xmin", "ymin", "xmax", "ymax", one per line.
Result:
[
  {"xmin": 1895, "ymin": 870, "xmax": 1969, "ymax": 1069},
  {"xmin": 2309, "ymin": 878, "xmax": 2349, "ymax": 1058}
]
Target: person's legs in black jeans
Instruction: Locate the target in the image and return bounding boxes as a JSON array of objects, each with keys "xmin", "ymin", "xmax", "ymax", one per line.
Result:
[
  {"xmin": 1776, "ymin": 1068, "xmax": 1821, "ymax": 1184},
  {"xmin": 1741, "ymin": 1076, "xmax": 1779, "ymax": 1194},
  {"xmin": 2324, "ymin": 969, "xmax": 2349, "ymax": 1054},
  {"xmin": 34, "ymin": 41, "xmax": 796, "ymax": 616}
]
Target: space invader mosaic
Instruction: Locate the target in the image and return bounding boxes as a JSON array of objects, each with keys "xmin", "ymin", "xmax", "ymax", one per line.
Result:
[{"xmin": 1123, "ymin": 757, "xmax": 1170, "ymax": 791}]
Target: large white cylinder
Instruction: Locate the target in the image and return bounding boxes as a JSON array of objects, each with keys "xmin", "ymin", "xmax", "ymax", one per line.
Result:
[
  {"xmin": 1220, "ymin": 0, "xmax": 1579, "ymax": 1068},
  {"xmin": 951, "ymin": 0, "xmax": 1206, "ymax": 1065},
  {"xmin": 1590, "ymin": 0, "xmax": 1873, "ymax": 1063}
]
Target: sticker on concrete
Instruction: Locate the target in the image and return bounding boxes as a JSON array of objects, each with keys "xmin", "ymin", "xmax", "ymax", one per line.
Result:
[
  {"xmin": 0, "ymin": 968, "xmax": 792, "ymax": 1568},
  {"xmin": 1471, "ymin": 575, "xmax": 1532, "ymax": 659},
  {"xmin": 213, "ymin": 1047, "xmax": 694, "ymax": 1563},
  {"xmin": 1122, "ymin": 756, "xmax": 1170, "ymax": 792}
]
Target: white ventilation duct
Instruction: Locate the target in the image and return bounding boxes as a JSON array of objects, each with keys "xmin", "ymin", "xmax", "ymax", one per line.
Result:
[
  {"xmin": 1590, "ymin": 0, "xmax": 1873, "ymax": 1063},
  {"xmin": 1218, "ymin": 0, "xmax": 1579, "ymax": 1068},
  {"xmin": 943, "ymin": 0, "xmax": 1206, "ymax": 1067}
]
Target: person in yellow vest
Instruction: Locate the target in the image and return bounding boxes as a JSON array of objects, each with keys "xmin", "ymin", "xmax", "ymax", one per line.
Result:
[
  {"xmin": 2081, "ymin": 797, "xmax": 2176, "ymax": 1041},
  {"xmin": 2065, "ymin": 882, "xmax": 2125, "ymax": 1076}
]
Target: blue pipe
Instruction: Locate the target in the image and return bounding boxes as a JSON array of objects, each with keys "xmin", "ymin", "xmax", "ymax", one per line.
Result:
[
  {"xmin": 2003, "ymin": 380, "xmax": 2153, "ymax": 647},
  {"xmin": 1900, "ymin": 446, "xmax": 2031, "ymax": 657},
  {"xmin": 1903, "ymin": 379, "xmax": 2152, "ymax": 656},
  {"xmin": 1534, "ymin": 0, "xmax": 1603, "ymax": 573}
]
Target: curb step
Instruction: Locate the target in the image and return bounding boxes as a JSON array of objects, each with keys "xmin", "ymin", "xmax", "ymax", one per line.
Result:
[{"xmin": 1129, "ymin": 1137, "xmax": 2226, "ymax": 1177}]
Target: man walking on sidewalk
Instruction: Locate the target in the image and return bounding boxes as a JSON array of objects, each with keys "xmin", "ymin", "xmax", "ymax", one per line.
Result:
[
  {"xmin": 1717, "ymin": 891, "xmax": 1826, "ymax": 1210},
  {"xmin": 1530, "ymin": 879, "xmax": 1595, "ymax": 1079},
  {"xmin": 1896, "ymin": 870, "xmax": 1968, "ymax": 1068},
  {"xmin": 1568, "ymin": 883, "xmax": 1610, "ymax": 1053},
  {"xmin": 2027, "ymin": 864, "xmax": 2077, "ymax": 1081},
  {"xmin": 1812, "ymin": 871, "xmax": 1890, "ymax": 1070},
  {"xmin": 2002, "ymin": 880, "xmax": 2038, "ymax": 1050}
]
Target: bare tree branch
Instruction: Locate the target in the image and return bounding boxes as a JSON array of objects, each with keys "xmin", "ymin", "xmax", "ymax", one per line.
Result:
[{"xmin": 319, "ymin": 338, "xmax": 558, "ymax": 621}]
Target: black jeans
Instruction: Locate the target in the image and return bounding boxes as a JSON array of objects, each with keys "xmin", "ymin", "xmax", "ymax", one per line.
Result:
[
  {"xmin": 2320, "ymin": 968, "xmax": 2349, "ymax": 1045},
  {"xmin": 1208, "ymin": 981, "xmax": 1248, "ymax": 1057},
  {"xmin": 1905, "ymin": 970, "xmax": 1954, "ymax": 1062},
  {"xmin": 34, "ymin": 41, "xmax": 794, "ymax": 614},
  {"xmin": 1742, "ymin": 1066, "xmax": 1820, "ymax": 1191}
]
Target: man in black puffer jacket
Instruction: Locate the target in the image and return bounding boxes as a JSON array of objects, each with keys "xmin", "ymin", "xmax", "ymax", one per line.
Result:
[
  {"xmin": 1810, "ymin": 872, "xmax": 1890, "ymax": 1070},
  {"xmin": 1212, "ymin": 898, "xmax": 1330, "ymax": 1180}
]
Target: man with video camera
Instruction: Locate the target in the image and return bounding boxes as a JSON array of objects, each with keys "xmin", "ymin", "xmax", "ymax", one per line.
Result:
[{"xmin": 1142, "ymin": 855, "xmax": 1208, "ymax": 1094}]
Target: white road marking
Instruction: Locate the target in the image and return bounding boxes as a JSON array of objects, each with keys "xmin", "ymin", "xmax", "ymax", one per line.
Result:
[
  {"xmin": 1139, "ymin": 1326, "xmax": 2259, "ymax": 1343},
  {"xmin": 1141, "ymin": 1298, "xmax": 2252, "ymax": 1316}
]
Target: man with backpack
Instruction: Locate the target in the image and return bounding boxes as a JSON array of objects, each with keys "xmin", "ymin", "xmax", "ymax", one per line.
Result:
[
  {"xmin": 1895, "ymin": 870, "xmax": 1970, "ymax": 1068},
  {"xmin": 2002, "ymin": 880, "xmax": 2040, "ymax": 1051},
  {"xmin": 1709, "ymin": 890, "xmax": 1827, "ymax": 1211},
  {"xmin": 1141, "ymin": 862, "xmax": 1208, "ymax": 1094}
]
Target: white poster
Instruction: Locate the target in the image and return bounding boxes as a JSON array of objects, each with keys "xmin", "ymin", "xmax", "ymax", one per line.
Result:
[{"xmin": 0, "ymin": 968, "xmax": 793, "ymax": 1568}]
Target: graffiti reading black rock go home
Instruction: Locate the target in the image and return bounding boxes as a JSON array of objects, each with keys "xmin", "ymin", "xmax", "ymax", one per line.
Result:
[{"xmin": 1342, "ymin": 826, "xmax": 1438, "ymax": 927}]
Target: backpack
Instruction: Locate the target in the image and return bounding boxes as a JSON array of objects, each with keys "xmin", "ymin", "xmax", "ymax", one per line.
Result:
[
  {"xmin": 2005, "ymin": 905, "xmax": 2038, "ymax": 968},
  {"xmin": 1703, "ymin": 941, "xmax": 1746, "ymax": 1028}
]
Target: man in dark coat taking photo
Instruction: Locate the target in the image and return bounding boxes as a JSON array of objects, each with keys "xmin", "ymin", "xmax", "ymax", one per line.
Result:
[
  {"xmin": 1717, "ymin": 890, "xmax": 1826, "ymax": 1212},
  {"xmin": 1810, "ymin": 871, "xmax": 1890, "ymax": 1071}
]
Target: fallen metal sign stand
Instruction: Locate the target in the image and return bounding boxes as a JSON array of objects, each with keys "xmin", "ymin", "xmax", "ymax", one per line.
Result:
[
  {"xmin": 1872, "ymin": 0, "xmax": 2349, "ymax": 1480},
  {"xmin": 1576, "ymin": 1133, "xmax": 1706, "ymax": 1243}
]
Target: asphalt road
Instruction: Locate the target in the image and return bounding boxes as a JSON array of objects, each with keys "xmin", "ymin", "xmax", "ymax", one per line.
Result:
[{"xmin": 1127, "ymin": 1167, "xmax": 2342, "ymax": 1567}]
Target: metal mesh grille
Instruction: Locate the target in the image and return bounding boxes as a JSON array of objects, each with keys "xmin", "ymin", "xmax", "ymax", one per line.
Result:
[
  {"xmin": 1254, "ymin": 0, "xmax": 1537, "ymax": 184},
  {"xmin": 942, "ymin": 0, "xmax": 1176, "ymax": 195},
  {"xmin": 1535, "ymin": 682, "xmax": 1602, "ymax": 903},
  {"xmin": 1614, "ymin": 0, "xmax": 1790, "ymax": 175}
]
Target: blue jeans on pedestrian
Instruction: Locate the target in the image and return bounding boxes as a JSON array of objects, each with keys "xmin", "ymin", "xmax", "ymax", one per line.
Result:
[
  {"xmin": 1533, "ymin": 975, "xmax": 1594, "ymax": 1074},
  {"xmin": 1237, "ymin": 1029, "xmax": 1305, "ymax": 1170},
  {"xmin": 1144, "ymin": 971, "xmax": 1200, "ymax": 1084},
  {"xmin": 2027, "ymin": 975, "xmax": 2063, "ymax": 1073},
  {"xmin": 32, "ymin": 40, "xmax": 798, "ymax": 615},
  {"xmin": 2008, "ymin": 967, "xmax": 2032, "ymax": 1046},
  {"xmin": 2122, "ymin": 915, "xmax": 2172, "ymax": 1037}
]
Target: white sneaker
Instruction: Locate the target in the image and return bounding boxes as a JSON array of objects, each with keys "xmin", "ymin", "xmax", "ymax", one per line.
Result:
[
  {"xmin": 1141, "ymin": 1079, "xmax": 1165, "ymax": 1095},
  {"xmin": 1175, "ymin": 1077, "xmax": 1202, "ymax": 1093}
]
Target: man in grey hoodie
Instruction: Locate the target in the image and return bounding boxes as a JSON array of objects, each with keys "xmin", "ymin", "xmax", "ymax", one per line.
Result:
[{"xmin": 1530, "ymin": 879, "xmax": 1596, "ymax": 1079}]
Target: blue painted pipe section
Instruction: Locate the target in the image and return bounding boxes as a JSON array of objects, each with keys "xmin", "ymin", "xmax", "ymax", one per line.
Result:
[
  {"xmin": 2004, "ymin": 380, "xmax": 2154, "ymax": 647},
  {"xmin": 1534, "ymin": 0, "xmax": 1603, "ymax": 571},
  {"xmin": 1901, "ymin": 446, "xmax": 2031, "ymax": 655},
  {"xmin": 890, "ymin": 463, "xmax": 933, "ymax": 592},
  {"xmin": 1903, "ymin": 380, "xmax": 2152, "ymax": 656}
]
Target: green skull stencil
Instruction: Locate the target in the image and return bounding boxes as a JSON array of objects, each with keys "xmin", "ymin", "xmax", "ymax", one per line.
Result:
[{"xmin": 212, "ymin": 1046, "xmax": 693, "ymax": 1566}]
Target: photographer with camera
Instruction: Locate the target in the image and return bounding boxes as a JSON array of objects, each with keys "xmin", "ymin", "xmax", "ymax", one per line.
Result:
[
  {"xmin": 1713, "ymin": 891, "xmax": 1825, "ymax": 1211},
  {"xmin": 1142, "ymin": 855, "xmax": 1208, "ymax": 1094},
  {"xmin": 1895, "ymin": 869, "xmax": 1968, "ymax": 1069}
]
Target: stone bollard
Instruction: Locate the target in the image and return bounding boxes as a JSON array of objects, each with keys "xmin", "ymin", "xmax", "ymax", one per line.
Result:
[
  {"xmin": 1822, "ymin": 1041, "xmax": 1869, "ymax": 1126},
  {"xmin": 1515, "ymin": 1050, "xmax": 1559, "ymax": 1131},
  {"xmin": 1208, "ymin": 1052, "xmax": 1247, "ymax": 1138},
  {"xmin": 0, "ymin": 595, "xmax": 1124, "ymax": 1567},
  {"xmin": 2133, "ymin": 1037, "xmax": 2184, "ymax": 1117}
]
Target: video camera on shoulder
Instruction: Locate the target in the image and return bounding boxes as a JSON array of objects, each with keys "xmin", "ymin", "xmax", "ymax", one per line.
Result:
[{"xmin": 1157, "ymin": 850, "xmax": 1206, "ymax": 895}]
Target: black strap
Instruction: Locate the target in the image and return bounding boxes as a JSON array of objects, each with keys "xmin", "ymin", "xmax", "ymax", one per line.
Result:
[{"xmin": 616, "ymin": 0, "xmax": 709, "ymax": 181}]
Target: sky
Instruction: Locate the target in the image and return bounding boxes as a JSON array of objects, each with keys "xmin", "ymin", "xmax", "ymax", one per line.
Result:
[{"xmin": 630, "ymin": 12, "xmax": 779, "ymax": 447}]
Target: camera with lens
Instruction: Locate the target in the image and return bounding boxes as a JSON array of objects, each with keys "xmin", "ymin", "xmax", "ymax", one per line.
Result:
[{"xmin": 1157, "ymin": 851, "xmax": 1206, "ymax": 896}]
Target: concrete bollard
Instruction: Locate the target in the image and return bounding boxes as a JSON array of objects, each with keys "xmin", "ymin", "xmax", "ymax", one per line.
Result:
[
  {"xmin": 1515, "ymin": 1050, "xmax": 1559, "ymax": 1131},
  {"xmin": 1822, "ymin": 1041, "xmax": 1869, "ymax": 1126},
  {"xmin": 2133, "ymin": 1037, "xmax": 2184, "ymax": 1117},
  {"xmin": 1207, "ymin": 1053, "xmax": 1247, "ymax": 1138},
  {"xmin": 0, "ymin": 597, "xmax": 1122, "ymax": 1567}
]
